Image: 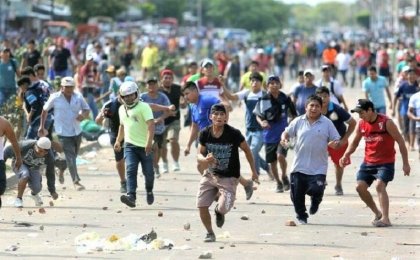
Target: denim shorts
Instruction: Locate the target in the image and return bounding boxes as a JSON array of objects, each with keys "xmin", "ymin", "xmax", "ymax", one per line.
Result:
[{"xmin": 357, "ymin": 162, "xmax": 394, "ymax": 186}]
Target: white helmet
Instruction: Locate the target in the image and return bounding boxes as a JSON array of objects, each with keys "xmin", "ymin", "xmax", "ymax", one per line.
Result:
[{"xmin": 119, "ymin": 81, "xmax": 139, "ymax": 108}]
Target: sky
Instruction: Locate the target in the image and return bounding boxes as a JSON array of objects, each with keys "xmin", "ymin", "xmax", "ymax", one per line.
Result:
[{"xmin": 280, "ymin": 0, "xmax": 356, "ymax": 6}]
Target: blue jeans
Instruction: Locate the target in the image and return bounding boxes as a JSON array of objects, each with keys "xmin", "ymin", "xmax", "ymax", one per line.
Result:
[
  {"xmin": 246, "ymin": 130, "xmax": 268, "ymax": 175},
  {"xmin": 124, "ymin": 143, "xmax": 154, "ymax": 199},
  {"xmin": 58, "ymin": 134, "xmax": 82, "ymax": 183},
  {"xmin": 82, "ymin": 89, "xmax": 98, "ymax": 119},
  {"xmin": 25, "ymin": 114, "xmax": 54, "ymax": 139}
]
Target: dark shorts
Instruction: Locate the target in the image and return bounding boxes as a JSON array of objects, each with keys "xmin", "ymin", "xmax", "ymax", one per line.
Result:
[
  {"xmin": 153, "ymin": 134, "xmax": 165, "ymax": 149},
  {"xmin": 358, "ymin": 66, "xmax": 368, "ymax": 76},
  {"xmin": 379, "ymin": 67, "xmax": 391, "ymax": 77},
  {"xmin": 357, "ymin": 162, "xmax": 395, "ymax": 186},
  {"xmin": 110, "ymin": 134, "xmax": 124, "ymax": 161},
  {"xmin": 265, "ymin": 143, "xmax": 287, "ymax": 163},
  {"xmin": 416, "ymin": 127, "xmax": 420, "ymax": 152}
]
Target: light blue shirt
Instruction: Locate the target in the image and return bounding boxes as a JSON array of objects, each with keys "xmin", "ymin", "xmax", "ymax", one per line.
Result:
[
  {"xmin": 285, "ymin": 114, "xmax": 340, "ymax": 175},
  {"xmin": 362, "ymin": 76, "xmax": 388, "ymax": 109},
  {"xmin": 43, "ymin": 91, "xmax": 90, "ymax": 137}
]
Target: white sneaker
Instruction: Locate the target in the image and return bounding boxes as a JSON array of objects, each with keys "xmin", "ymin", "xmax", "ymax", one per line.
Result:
[
  {"xmin": 30, "ymin": 193, "xmax": 43, "ymax": 206},
  {"xmin": 14, "ymin": 198, "xmax": 23, "ymax": 208},
  {"xmin": 162, "ymin": 162, "xmax": 169, "ymax": 174},
  {"xmin": 172, "ymin": 161, "xmax": 180, "ymax": 172}
]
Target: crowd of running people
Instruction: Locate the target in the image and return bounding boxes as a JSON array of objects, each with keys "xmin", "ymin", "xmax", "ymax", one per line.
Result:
[{"xmin": 0, "ymin": 32, "xmax": 419, "ymax": 241}]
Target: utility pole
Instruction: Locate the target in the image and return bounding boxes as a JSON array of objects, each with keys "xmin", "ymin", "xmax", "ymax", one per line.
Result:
[{"xmin": 50, "ymin": 0, "xmax": 54, "ymax": 20}]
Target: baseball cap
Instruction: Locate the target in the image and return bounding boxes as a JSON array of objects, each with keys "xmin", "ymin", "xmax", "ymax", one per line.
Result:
[
  {"xmin": 304, "ymin": 69, "xmax": 314, "ymax": 76},
  {"xmin": 267, "ymin": 75, "xmax": 280, "ymax": 83},
  {"xmin": 86, "ymin": 53, "xmax": 94, "ymax": 61},
  {"xmin": 201, "ymin": 58, "xmax": 214, "ymax": 68},
  {"xmin": 61, "ymin": 76, "xmax": 75, "ymax": 87},
  {"xmin": 124, "ymin": 76, "xmax": 135, "ymax": 82},
  {"xmin": 37, "ymin": 137, "xmax": 51, "ymax": 150},
  {"xmin": 249, "ymin": 72, "xmax": 263, "ymax": 82},
  {"xmin": 146, "ymin": 77, "xmax": 158, "ymax": 83},
  {"xmin": 321, "ymin": 65, "xmax": 330, "ymax": 71},
  {"xmin": 350, "ymin": 99, "xmax": 375, "ymax": 113},
  {"xmin": 402, "ymin": 65, "xmax": 412, "ymax": 73},
  {"xmin": 210, "ymin": 103, "xmax": 226, "ymax": 114},
  {"xmin": 160, "ymin": 69, "xmax": 174, "ymax": 78}
]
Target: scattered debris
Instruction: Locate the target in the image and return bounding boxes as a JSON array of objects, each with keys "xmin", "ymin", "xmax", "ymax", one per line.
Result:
[
  {"xmin": 285, "ymin": 220, "xmax": 296, "ymax": 226},
  {"xmin": 184, "ymin": 223, "xmax": 191, "ymax": 230},
  {"xmin": 240, "ymin": 215, "xmax": 249, "ymax": 220},
  {"xmin": 158, "ymin": 211, "xmax": 163, "ymax": 217},
  {"xmin": 5, "ymin": 245, "xmax": 19, "ymax": 251},
  {"xmin": 49, "ymin": 201, "xmax": 54, "ymax": 207},
  {"xmin": 198, "ymin": 251, "xmax": 212, "ymax": 259},
  {"xmin": 28, "ymin": 211, "xmax": 33, "ymax": 215},
  {"xmin": 361, "ymin": 232, "xmax": 368, "ymax": 236},
  {"xmin": 261, "ymin": 210, "xmax": 266, "ymax": 214},
  {"xmin": 40, "ymin": 225, "xmax": 44, "ymax": 231},
  {"xmin": 82, "ymin": 224, "xmax": 87, "ymax": 228},
  {"xmin": 39, "ymin": 208, "xmax": 46, "ymax": 214},
  {"xmin": 102, "ymin": 207, "xmax": 108, "ymax": 210},
  {"xmin": 14, "ymin": 222, "xmax": 32, "ymax": 227}
]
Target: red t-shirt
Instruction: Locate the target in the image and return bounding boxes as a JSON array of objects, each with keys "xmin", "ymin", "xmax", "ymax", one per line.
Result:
[
  {"xmin": 354, "ymin": 49, "xmax": 371, "ymax": 68},
  {"xmin": 359, "ymin": 114, "xmax": 395, "ymax": 165},
  {"xmin": 196, "ymin": 77, "xmax": 223, "ymax": 98}
]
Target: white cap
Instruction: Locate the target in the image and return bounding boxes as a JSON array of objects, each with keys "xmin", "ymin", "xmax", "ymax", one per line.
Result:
[
  {"xmin": 61, "ymin": 76, "xmax": 75, "ymax": 87},
  {"xmin": 86, "ymin": 53, "xmax": 94, "ymax": 61},
  {"xmin": 402, "ymin": 65, "xmax": 411, "ymax": 72},
  {"xmin": 257, "ymin": 48, "xmax": 264, "ymax": 54},
  {"xmin": 201, "ymin": 58, "xmax": 214, "ymax": 68},
  {"xmin": 37, "ymin": 137, "xmax": 51, "ymax": 150},
  {"xmin": 304, "ymin": 69, "xmax": 314, "ymax": 76}
]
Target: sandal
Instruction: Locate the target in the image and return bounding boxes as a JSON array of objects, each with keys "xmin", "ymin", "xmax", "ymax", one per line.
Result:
[
  {"xmin": 373, "ymin": 220, "xmax": 392, "ymax": 227},
  {"xmin": 371, "ymin": 213, "xmax": 382, "ymax": 225}
]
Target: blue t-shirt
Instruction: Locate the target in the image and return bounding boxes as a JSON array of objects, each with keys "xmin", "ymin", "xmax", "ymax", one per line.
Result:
[
  {"xmin": 293, "ymin": 85, "xmax": 317, "ymax": 115},
  {"xmin": 0, "ymin": 59, "xmax": 17, "ymax": 89},
  {"xmin": 140, "ymin": 92, "xmax": 171, "ymax": 135},
  {"xmin": 362, "ymin": 76, "xmax": 388, "ymax": 109},
  {"xmin": 325, "ymin": 102, "xmax": 351, "ymax": 137},
  {"xmin": 191, "ymin": 94, "xmax": 220, "ymax": 130},
  {"xmin": 395, "ymin": 81, "xmax": 419, "ymax": 116}
]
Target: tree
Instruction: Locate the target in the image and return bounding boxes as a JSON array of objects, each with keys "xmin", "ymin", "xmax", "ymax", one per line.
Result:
[
  {"xmin": 204, "ymin": 0, "xmax": 289, "ymax": 31},
  {"xmin": 152, "ymin": 0, "xmax": 188, "ymax": 21},
  {"xmin": 64, "ymin": 0, "xmax": 128, "ymax": 23}
]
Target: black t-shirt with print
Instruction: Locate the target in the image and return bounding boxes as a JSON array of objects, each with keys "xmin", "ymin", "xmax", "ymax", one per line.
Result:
[
  {"xmin": 198, "ymin": 124, "xmax": 245, "ymax": 178},
  {"xmin": 23, "ymin": 50, "xmax": 41, "ymax": 68}
]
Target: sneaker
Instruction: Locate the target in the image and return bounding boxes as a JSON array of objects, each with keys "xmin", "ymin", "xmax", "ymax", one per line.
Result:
[
  {"xmin": 146, "ymin": 192, "xmax": 154, "ymax": 205},
  {"xmin": 31, "ymin": 193, "xmax": 43, "ymax": 206},
  {"xmin": 335, "ymin": 185, "xmax": 344, "ymax": 196},
  {"xmin": 309, "ymin": 201, "xmax": 319, "ymax": 215},
  {"xmin": 120, "ymin": 181, "xmax": 127, "ymax": 193},
  {"xmin": 74, "ymin": 182, "xmax": 85, "ymax": 191},
  {"xmin": 244, "ymin": 180, "xmax": 253, "ymax": 200},
  {"xmin": 282, "ymin": 177, "xmax": 290, "ymax": 191},
  {"xmin": 50, "ymin": 191, "xmax": 59, "ymax": 200},
  {"xmin": 215, "ymin": 207, "xmax": 225, "ymax": 228},
  {"xmin": 203, "ymin": 232, "xmax": 216, "ymax": 242},
  {"xmin": 14, "ymin": 198, "xmax": 23, "ymax": 208},
  {"xmin": 172, "ymin": 161, "xmax": 180, "ymax": 172},
  {"xmin": 154, "ymin": 167, "xmax": 161, "ymax": 179},
  {"xmin": 120, "ymin": 195, "xmax": 136, "ymax": 208},
  {"xmin": 162, "ymin": 162, "xmax": 169, "ymax": 174},
  {"xmin": 297, "ymin": 217, "xmax": 307, "ymax": 225},
  {"xmin": 276, "ymin": 182, "xmax": 284, "ymax": 193},
  {"xmin": 56, "ymin": 170, "xmax": 64, "ymax": 184}
]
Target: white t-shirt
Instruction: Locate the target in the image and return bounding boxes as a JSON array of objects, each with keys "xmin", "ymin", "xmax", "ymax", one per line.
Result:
[
  {"xmin": 315, "ymin": 78, "xmax": 344, "ymax": 105},
  {"xmin": 408, "ymin": 92, "xmax": 420, "ymax": 128},
  {"xmin": 335, "ymin": 53, "xmax": 351, "ymax": 71}
]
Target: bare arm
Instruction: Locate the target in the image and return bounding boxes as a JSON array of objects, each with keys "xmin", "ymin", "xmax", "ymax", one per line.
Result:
[
  {"xmin": 185, "ymin": 122, "xmax": 198, "ymax": 156},
  {"xmin": 114, "ymin": 124, "xmax": 125, "ymax": 152},
  {"xmin": 38, "ymin": 109, "xmax": 49, "ymax": 137},
  {"xmin": 339, "ymin": 122, "xmax": 363, "ymax": 167},
  {"xmin": 341, "ymin": 117, "xmax": 357, "ymax": 143},
  {"xmin": 385, "ymin": 119, "xmax": 410, "ymax": 176},
  {"xmin": 145, "ymin": 119, "xmax": 155, "ymax": 155},
  {"xmin": 2, "ymin": 117, "xmax": 22, "ymax": 169},
  {"xmin": 385, "ymin": 87, "xmax": 392, "ymax": 110},
  {"xmin": 408, "ymin": 107, "xmax": 419, "ymax": 121},
  {"xmin": 239, "ymin": 140, "xmax": 259, "ymax": 183}
]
